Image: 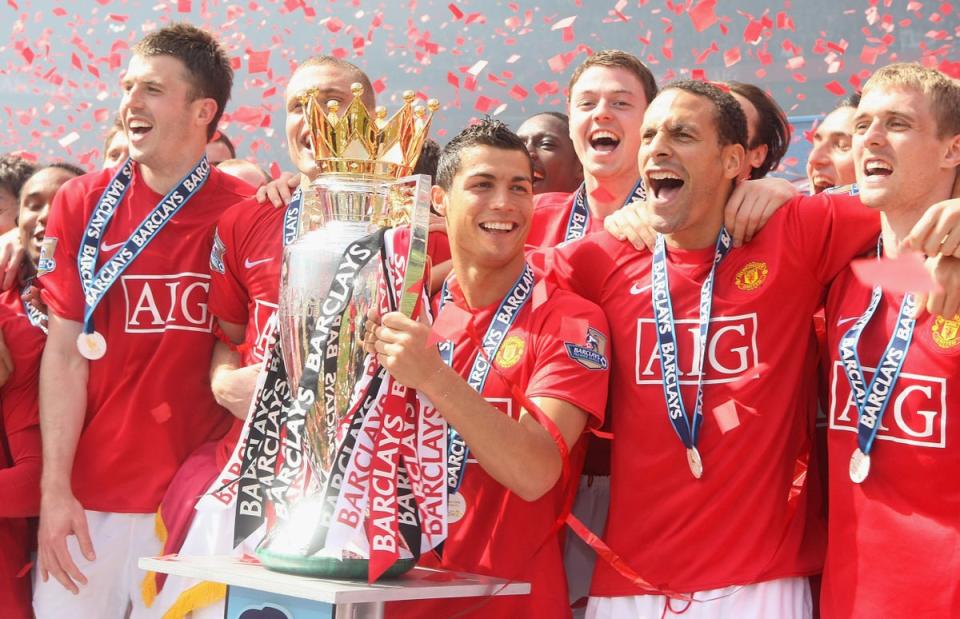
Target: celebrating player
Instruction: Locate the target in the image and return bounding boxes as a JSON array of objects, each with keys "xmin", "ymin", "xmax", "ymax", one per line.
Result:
[
  {"xmin": 516, "ymin": 112, "xmax": 583, "ymax": 195},
  {"xmin": 370, "ymin": 119, "xmax": 609, "ymax": 618},
  {"xmin": 33, "ymin": 24, "xmax": 248, "ymax": 617},
  {"xmin": 807, "ymin": 95, "xmax": 860, "ymax": 194},
  {"xmin": 820, "ymin": 63, "xmax": 960, "ymax": 618},
  {"xmin": 547, "ymin": 79, "xmax": 883, "ymax": 618}
]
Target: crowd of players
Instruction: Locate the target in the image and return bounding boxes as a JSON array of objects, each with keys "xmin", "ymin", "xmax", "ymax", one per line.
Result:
[{"xmin": 0, "ymin": 21, "xmax": 959, "ymax": 619}]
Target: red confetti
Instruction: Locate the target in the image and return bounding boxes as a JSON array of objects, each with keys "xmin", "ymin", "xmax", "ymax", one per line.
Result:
[
  {"xmin": 688, "ymin": 0, "xmax": 718, "ymax": 33},
  {"xmin": 850, "ymin": 252, "xmax": 936, "ymax": 294},
  {"xmin": 178, "ymin": 0, "xmax": 191, "ymax": 12},
  {"xmin": 713, "ymin": 400, "xmax": 741, "ymax": 434},
  {"xmin": 20, "ymin": 47, "xmax": 33, "ymax": 65},
  {"xmin": 448, "ymin": 3, "xmax": 464, "ymax": 20},
  {"xmin": 248, "ymin": 50, "xmax": 270, "ymax": 74},
  {"xmin": 723, "ymin": 47, "xmax": 742, "ymax": 67},
  {"xmin": 429, "ymin": 303, "xmax": 473, "ymax": 345},
  {"xmin": 824, "ymin": 80, "xmax": 846, "ymax": 95},
  {"xmin": 508, "ymin": 84, "xmax": 528, "ymax": 101}
]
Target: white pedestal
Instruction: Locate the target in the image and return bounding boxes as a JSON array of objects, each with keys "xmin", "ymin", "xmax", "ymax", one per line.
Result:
[{"xmin": 139, "ymin": 555, "xmax": 530, "ymax": 618}]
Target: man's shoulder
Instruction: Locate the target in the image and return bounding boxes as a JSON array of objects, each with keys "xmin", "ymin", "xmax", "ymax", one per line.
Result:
[
  {"xmin": 533, "ymin": 191, "xmax": 574, "ymax": 212},
  {"xmin": 201, "ymin": 167, "xmax": 258, "ymax": 209},
  {"xmin": 54, "ymin": 167, "xmax": 115, "ymax": 212}
]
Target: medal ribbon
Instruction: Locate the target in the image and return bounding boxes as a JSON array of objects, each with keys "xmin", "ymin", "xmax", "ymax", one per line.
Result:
[
  {"xmin": 839, "ymin": 240, "xmax": 917, "ymax": 457},
  {"xmin": 77, "ymin": 156, "xmax": 209, "ymax": 338},
  {"xmin": 437, "ymin": 263, "xmax": 536, "ymax": 494},
  {"xmin": 651, "ymin": 228, "xmax": 732, "ymax": 457},
  {"xmin": 565, "ymin": 178, "xmax": 645, "ymax": 242}
]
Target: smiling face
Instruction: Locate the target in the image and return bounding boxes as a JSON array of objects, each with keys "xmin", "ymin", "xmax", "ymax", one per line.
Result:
[
  {"xmin": 568, "ymin": 65, "xmax": 648, "ymax": 185},
  {"xmin": 807, "ymin": 105, "xmax": 857, "ymax": 193},
  {"xmin": 434, "ymin": 145, "xmax": 533, "ymax": 274},
  {"xmin": 732, "ymin": 92, "xmax": 768, "ymax": 180},
  {"xmin": 19, "ymin": 167, "xmax": 78, "ymax": 265},
  {"xmin": 103, "ymin": 129, "xmax": 129, "ymax": 169},
  {"xmin": 853, "ymin": 86, "xmax": 959, "ymax": 212},
  {"xmin": 285, "ymin": 63, "xmax": 375, "ymax": 179},
  {"xmin": 516, "ymin": 114, "xmax": 582, "ymax": 194},
  {"xmin": 639, "ymin": 89, "xmax": 744, "ymax": 247},
  {"xmin": 119, "ymin": 54, "xmax": 214, "ymax": 173}
]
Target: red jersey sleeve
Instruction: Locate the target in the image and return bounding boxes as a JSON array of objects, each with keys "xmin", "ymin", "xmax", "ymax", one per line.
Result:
[
  {"xmin": 539, "ymin": 231, "xmax": 636, "ymax": 305},
  {"xmin": 788, "ymin": 191, "xmax": 880, "ymax": 285},
  {"xmin": 525, "ymin": 289, "xmax": 610, "ymax": 428},
  {"xmin": 0, "ymin": 312, "xmax": 44, "ymax": 518},
  {"xmin": 208, "ymin": 203, "xmax": 253, "ymax": 326},
  {"xmin": 426, "ymin": 230, "xmax": 451, "ymax": 265},
  {"xmin": 37, "ymin": 175, "xmax": 91, "ymax": 322}
]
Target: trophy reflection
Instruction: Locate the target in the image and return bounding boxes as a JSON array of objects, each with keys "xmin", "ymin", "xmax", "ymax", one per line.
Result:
[{"xmin": 245, "ymin": 85, "xmax": 445, "ymax": 580}]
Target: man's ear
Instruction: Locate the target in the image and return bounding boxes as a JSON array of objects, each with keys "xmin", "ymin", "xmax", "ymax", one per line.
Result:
[
  {"xmin": 431, "ymin": 185, "xmax": 448, "ymax": 217},
  {"xmin": 722, "ymin": 143, "xmax": 746, "ymax": 180},
  {"xmin": 196, "ymin": 98, "xmax": 218, "ymax": 132}
]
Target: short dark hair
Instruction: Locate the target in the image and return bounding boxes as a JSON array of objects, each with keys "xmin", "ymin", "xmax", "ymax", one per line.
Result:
[
  {"xmin": 527, "ymin": 111, "xmax": 569, "ymax": 126},
  {"xmin": 294, "ymin": 56, "xmax": 376, "ymax": 110},
  {"xmin": 435, "ymin": 119, "xmax": 532, "ymax": 190},
  {"xmin": 568, "ymin": 50, "xmax": 658, "ymax": 106},
  {"xmin": 838, "ymin": 92, "xmax": 862, "ymax": 109},
  {"xmin": 211, "ymin": 130, "xmax": 236, "ymax": 158},
  {"xmin": 0, "ymin": 154, "xmax": 37, "ymax": 199},
  {"xmin": 133, "ymin": 23, "xmax": 233, "ymax": 140},
  {"xmin": 727, "ymin": 81, "xmax": 790, "ymax": 179},
  {"xmin": 661, "ymin": 80, "xmax": 747, "ymax": 149},
  {"xmin": 412, "ymin": 138, "xmax": 441, "ymax": 181},
  {"xmin": 43, "ymin": 162, "xmax": 86, "ymax": 177}
]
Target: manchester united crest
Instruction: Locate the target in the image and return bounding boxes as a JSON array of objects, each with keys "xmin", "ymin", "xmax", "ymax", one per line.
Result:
[
  {"xmin": 932, "ymin": 314, "xmax": 960, "ymax": 349},
  {"xmin": 495, "ymin": 335, "xmax": 525, "ymax": 368},
  {"xmin": 735, "ymin": 261, "xmax": 768, "ymax": 291}
]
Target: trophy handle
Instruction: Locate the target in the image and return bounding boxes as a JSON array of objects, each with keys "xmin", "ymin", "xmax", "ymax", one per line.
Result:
[{"xmin": 391, "ymin": 174, "xmax": 433, "ymax": 318}]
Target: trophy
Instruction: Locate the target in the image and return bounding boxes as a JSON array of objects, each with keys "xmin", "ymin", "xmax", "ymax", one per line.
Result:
[{"xmin": 234, "ymin": 85, "xmax": 448, "ymax": 582}]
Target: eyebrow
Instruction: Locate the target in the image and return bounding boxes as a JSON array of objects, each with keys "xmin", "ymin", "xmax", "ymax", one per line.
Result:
[
  {"xmin": 467, "ymin": 172, "xmax": 532, "ymax": 183},
  {"xmin": 575, "ymin": 88, "xmax": 636, "ymax": 97}
]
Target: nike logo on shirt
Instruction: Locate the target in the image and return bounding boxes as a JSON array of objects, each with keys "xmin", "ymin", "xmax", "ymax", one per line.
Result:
[
  {"xmin": 101, "ymin": 240, "xmax": 125, "ymax": 252},
  {"xmin": 630, "ymin": 282, "xmax": 651, "ymax": 295},
  {"xmin": 836, "ymin": 316, "xmax": 860, "ymax": 327},
  {"xmin": 244, "ymin": 257, "xmax": 273, "ymax": 269}
]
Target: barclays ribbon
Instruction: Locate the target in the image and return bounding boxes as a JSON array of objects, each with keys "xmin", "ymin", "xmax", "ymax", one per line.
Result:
[
  {"xmin": 437, "ymin": 263, "xmax": 535, "ymax": 494},
  {"xmin": 564, "ymin": 178, "xmax": 645, "ymax": 242},
  {"xmin": 282, "ymin": 187, "xmax": 302, "ymax": 247},
  {"xmin": 76, "ymin": 156, "xmax": 210, "ymax": 355},
  {"xmin": 839, "ymin": 239, "xmax": 917, "ymax": 483},
  {"xmin": 651, "ymin": 228, "xmax": 733, "ymax": 479}
]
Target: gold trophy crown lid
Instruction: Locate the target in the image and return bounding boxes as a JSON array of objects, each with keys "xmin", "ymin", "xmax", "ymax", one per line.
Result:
[{"xmin": 301, "ymin": 82, "xmax": 440, "ymax": 179}]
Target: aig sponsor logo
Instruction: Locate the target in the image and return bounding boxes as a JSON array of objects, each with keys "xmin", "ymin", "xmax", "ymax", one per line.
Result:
[
  {"xmin": 121, "ymin": 272, "xmax": 213, "ymax": 334},
  {"xmin": 251, "ymin": 299, "xmax": 279, "ymax": 361},
  {"xmin": 635, "ymin": 313, "xmax": 759, "ymax": 384},
  {"xmin": 829, "ymin": 361, "xmax": 947, "ymax": 448}
]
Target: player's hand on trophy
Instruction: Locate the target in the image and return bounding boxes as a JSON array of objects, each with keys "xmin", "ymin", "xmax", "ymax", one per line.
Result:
[
  {"xmin": 255, "ymin": 171, "xmax": 299, "ymax": 208},
  {"xmin": 0, "ymin": 227, "xmax": 24, "ymax": 290},
  {"xmin": 0, "ymin": 329, "xmax": 12, "ymax": 388},
  {"xmin": 901, "ymin": 198, "xmax": 960, "ymax": 259},
  {"xmin": 38, "ymin": 490, "xmax": 95, "ymax": 594},
  {"xmin": 916, "ymin": 254, "xmax": 960, "ymax": 320},
  {"xmin": 211, "ymin": 362, "xmax": 262, "ymax": 419},
  {"xmin": 603, "ymin": 199, "xmax": 656, "ymax": 251},
  {"xmin": 724, "ymin": 176, "xmax": 797, "ymax": 248},
  {"xmin": 367, "ymin": 309, "xmax": 444, "ymax": 390}
]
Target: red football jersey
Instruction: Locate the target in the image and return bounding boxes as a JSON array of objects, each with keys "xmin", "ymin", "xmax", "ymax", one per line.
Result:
[
  {"xmin": 0, "ymin": 306, "xmax": 45, "ymax": 618},
  {"xmin": 388, "ymin": 275, "xmax": 610, "ymax": 619},
  {"xmin": 0, "ymin": 287, "xmax": 24, "ymax": 319},
  {"xmin": 548, "ymin": 193, "xmax": 879, "ymax": 596},
  {"xmin": 821, "ymin": 268, "xmax": 960, "ymax": 618},
  {"xmin": 527, "ymin": 191, "xmax": 605, "ymax": 249},
  {"xmin": 38, "ymin": 165, "xmax": 249, "ymax": 512}
]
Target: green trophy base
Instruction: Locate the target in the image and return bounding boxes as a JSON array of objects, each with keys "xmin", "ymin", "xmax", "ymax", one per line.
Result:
[{"xmin": 256, "ymin": 547, "xmax": 416, "ymax": 580}]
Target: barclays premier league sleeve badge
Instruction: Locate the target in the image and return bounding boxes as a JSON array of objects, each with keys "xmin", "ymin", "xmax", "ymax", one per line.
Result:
[
  {"xmin": 38, "ymin": 237, "xmax": 58, "ymax": 276},
  {"xmin": 564, "ymin": 326, "xmax": 609, "ymax": 370}
]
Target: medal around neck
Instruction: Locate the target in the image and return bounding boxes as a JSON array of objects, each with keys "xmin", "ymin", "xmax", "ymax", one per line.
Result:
[
  {"xmin": 242, "ymin": 84, "xmax": 444, "ymax": 581},
  {"xmin": 77, "ymin": 331, "xmax": 106, "ymax": 360},
  {"xmin": 849, "ymin": 448, "xmax": 871, "ymax": 484},
  {"xmin": 686, "ymin": 447, "xmax": 703, "ymax": 479}
]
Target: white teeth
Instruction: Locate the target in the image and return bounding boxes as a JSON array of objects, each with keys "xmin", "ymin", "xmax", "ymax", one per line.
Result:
[
  {"xmin": 129, "ymin": 120, "xmax": 151, "ymax": 129},
  {"xmin": 591, "ymin": 130, "xmax": 619, "ymax": 141},
  {"xmin": 480, "ymin": 222, "xmax": 514, "ymax": 231},
  {"xmin": 648, "ymin": 171, "xmax": 682, "ymax": 180},
  {"xmin": 865, "ymin": 161, "xmax": 892, "ymax": 173}
]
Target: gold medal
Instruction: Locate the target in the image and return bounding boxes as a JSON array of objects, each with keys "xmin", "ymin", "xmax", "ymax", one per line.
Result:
[
  {"xmin": 686, "ymin": 447, "xmax": 703, "ymax": 479},
  {"xmin": 447, "ymin": 491, "xmax": 467, "ymax": 524},
  {"xmin": 849, "ymin": 448, "xmax": 871, "ymax": 484},
  {"xmin": 77, "ymin": 331, "xmax": 107, "ymax": 360}
]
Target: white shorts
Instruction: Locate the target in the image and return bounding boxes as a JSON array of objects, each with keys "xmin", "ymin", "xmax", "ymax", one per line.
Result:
[
  {"xmin": 586, "ymin": 576, "xmax": 812, "ymax": 619},
  {"xmin": 33, "ymin": 511, "xmax": 161, "ymax": 619},
  {"xmin": 564, "ymin": 475, "xmax": 611, "ymax": 616}
]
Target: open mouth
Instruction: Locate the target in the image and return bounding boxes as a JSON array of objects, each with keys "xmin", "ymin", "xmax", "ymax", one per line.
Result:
[
  {"xmin": 589, "ymin": 129, "xmax": 621, "ymax": 153},
  {"xmin": 811, "ymin": 176, "xmax": 835, "ymax": 193},
  {"xmin": 127, "ymin": 119, "xmax": 153, "ymax": 139},
  {"xmin": 647, "ymin": 170, "xmax": 685, "ymax": 201},
  {"xmin": 863, "ymin": 159, "xmax": 893, "ymax": 178},
  {"xmin": 479, "ymin": 221, "xmax": 519, "ymax": 234},
  {"xmin": 532, "ymin": 168, "xmax": 545, "ymax": 184}
]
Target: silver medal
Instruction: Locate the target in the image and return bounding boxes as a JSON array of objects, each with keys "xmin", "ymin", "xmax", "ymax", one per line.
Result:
[
  {"xmin": 686, "ymin": 447, "xmax": 703, "ymax": 479},
  {"xmin": 849, "ymin": 448, "xmax": 871, "ymax": 484},
  {"xmin": 77, "ymin": 331, "xmax": 107, "ymax": 360}
]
